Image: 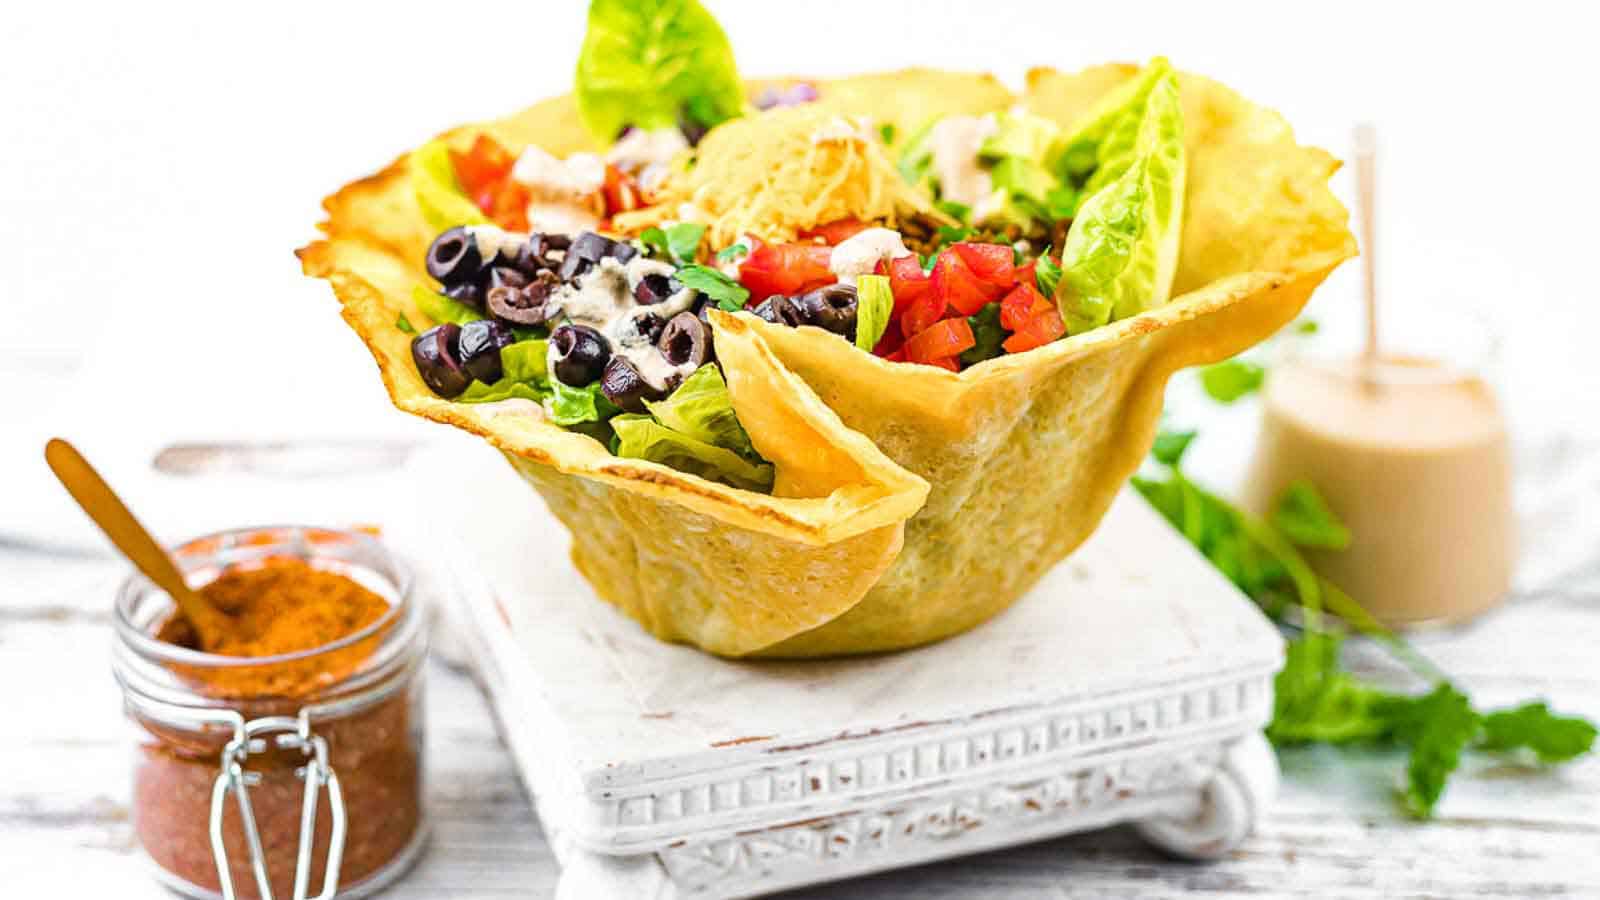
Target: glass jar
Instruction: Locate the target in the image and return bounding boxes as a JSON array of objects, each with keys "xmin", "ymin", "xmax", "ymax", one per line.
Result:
[{"xmin": 112, "ymin": 525, "xmax": 430, "ymax": 900}]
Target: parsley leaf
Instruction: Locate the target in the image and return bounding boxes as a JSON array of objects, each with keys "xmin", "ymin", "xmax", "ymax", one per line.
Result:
[
  {"xmin": 638, "ymin": 226, "xmax": 670, "ymax": 259},
  {"xmin": 675, "ymin": 263, "xmax": 749, "ymax": 311},
  {"xmin": 1150, "ymin": 428, "xmax": 1196, "ymax": 467},
  {"xmin": 640, "ymin": 223, "xmax": 707, "ymax": 265},
  {"xmin": 715, "ymin": 242, "xmax": 749, "ymax": 264},
  {"xmin": 960, "ymin": 303, "xmax": 1006, "ymax": 366},
  {"xmin": 1479, "ymin": 702, "xmax": 1599, "ymax": 763},
  {"xmin": 1273, "ymin": 480, "xmax": 1352, "ymax": 550},
  {"xmin": 1199, "ymin": 358, "xmax": 1265, "ymax": 403},
  {"xmin": 1035, "ymin": 248, "xmax": 1064, "ymax": 298},
  {"xmin": 1378, "ymin": 684, "xmax": 1480, "ymax": 818}
]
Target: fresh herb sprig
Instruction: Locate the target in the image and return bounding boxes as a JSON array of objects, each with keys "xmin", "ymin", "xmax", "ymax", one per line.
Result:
[{"xmin": 1136, "ymin": 432, "xmax": 1596, "ymax": 818}]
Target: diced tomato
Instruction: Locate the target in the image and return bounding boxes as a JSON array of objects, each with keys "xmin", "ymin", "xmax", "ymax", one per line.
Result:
[
  {"xmin": 1014, "ymin": 260, "xmax": 1038, "ymax": 291},
  {"xmin": 871, "ymin": 318, "xmax": 906, "ymax": 357},
  {"xmin": 1002, "ymin": 307, "xmax": 1067, "ymax": 354},
  {"xmin": 952, "ymin": 242, "xmax": 1015, "ymax": 289},
  {"xmin": 999, "ymin": 280, "xmax": 1052, "ymax": 331},
  {"xmin": 451, "ymin": 135, "xmax": 516, "ymax": 197},
  {"xmin": 930, "ymin": 248, "xmax": 1004, "ymax": 316},
  {"xmin": 601, "ymin": 164, "xmax": 642, "ymax": 216},
  {"xmin": 904, "ymin": 318, "xmax": 976, "ymax": 365},
  {"xmin": 900, "ymin": 289, "xmax": 948, "ymax": 340},
  {"xmin": 799, "ymin": 218, "xmax": 870, "ymax": 245},
  {"xmin": 739, "ymin": 242, "xmax": 835, "ymax": 301},
  {"xmin": 885, "ymin": 348, "xmax": 907, "ymax": 363},
  {"xmin": 888, "ymin": 254, "xmax": 931, "ymax": 314},
  {"xmin": 480, "ymin": 178, "xmax": 530, "ymax": 231},
  {"xmin": 922, "ymin": 355, "xmax": 961, "ymax": 372}
]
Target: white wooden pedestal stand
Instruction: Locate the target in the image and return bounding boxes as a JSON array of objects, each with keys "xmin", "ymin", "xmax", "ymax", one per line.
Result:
[{"xmin": 422, "ymin": 449, "xmax": 1284, "ymax": 899}]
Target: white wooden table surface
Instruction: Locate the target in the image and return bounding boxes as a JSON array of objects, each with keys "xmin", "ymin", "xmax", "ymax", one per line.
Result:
[{"xmin": 4, "ymin": 484, "xmax": 1597, "ymax": 899}]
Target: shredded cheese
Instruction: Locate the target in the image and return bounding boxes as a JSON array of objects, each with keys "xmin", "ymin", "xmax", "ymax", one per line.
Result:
[{"xmin": 613, "ymin": 106, "xmax": 946, "ymax": 249}]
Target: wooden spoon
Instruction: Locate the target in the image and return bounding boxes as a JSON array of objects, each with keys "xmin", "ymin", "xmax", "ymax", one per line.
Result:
[{"xmin": 45, "ymin": 438, "xmax": 231, "ymax": 649}]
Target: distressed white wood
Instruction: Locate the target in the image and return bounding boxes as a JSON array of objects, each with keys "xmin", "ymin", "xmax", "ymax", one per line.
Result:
[{"xmin": 419, "ymin": 445, "xmax": 1287, "ymax": 896}]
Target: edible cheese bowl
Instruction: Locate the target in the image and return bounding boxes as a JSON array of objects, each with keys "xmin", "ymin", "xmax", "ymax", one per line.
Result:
[{"xmin": 299, "ymin": 67, "xmax": 1354, "ymax": 658}]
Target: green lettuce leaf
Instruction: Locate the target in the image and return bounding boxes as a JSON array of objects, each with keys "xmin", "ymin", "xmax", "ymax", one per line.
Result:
[
  {"xmin": 1047, "ymin": 58, "xmax": 1173, "ymax": 185},
  {"xmin": 410, "ymin": 139, "xmax": 489, "ymax": 234},
  {"xmin": 896, "ymin": 116, "xmax": 940, "ymax": 190},
  {"xmin": 854, "ymin": 274, "xmax": 894, "ymax": 352},
  {"xmin": 643, "ymin": 364, "xmax": 755, "ymax": 456},
  {"xmin": 411, "ymin": 284, "xmax": 484, "ymax": 326},
  {"xmin": 500, "ymin": 339, "xmax": 549, "ymax": 384},
  {"xmin": 1199, "ymin": 359, "xmax": 1265, "ymax": 402},
  {"xmin": 575, "ymin": 0, "xmax": 744, "ymax": 142},
  {"xmin": 549, "ymin": 380, "xmax": 621, "ymax": 426},
  {"xmin": 612, "ymin": 414, "xmax": 774, "ymax": 492},
  {"xmin": 1054, "ymin": 65, "xmax": 1185, "ymax": 331},
  {"xmin": 457, "ymin": 380, "xmax": 549, "ymax": 404}
]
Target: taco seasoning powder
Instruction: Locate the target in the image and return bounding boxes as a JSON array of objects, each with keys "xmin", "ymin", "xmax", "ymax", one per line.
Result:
[{"xmin": 112, "ymin": 526, "xmax": 429, "ymax": 899}]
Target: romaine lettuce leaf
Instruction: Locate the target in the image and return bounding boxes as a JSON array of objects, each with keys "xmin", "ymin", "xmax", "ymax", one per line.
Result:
[
  {"xmin": 575, "ymin": 0, "xmax": 744, "ymax": 142},
  {"xmin": 1055, "ymin": 67, "xmax": 1185, "ymax": 329},
  {"xmin": 549, "ymin": 380, "xmax": 621, "ymax": 426},
  {"xmin": 643, "ymin": 364, "xmax": 755, "ymax": 456},
  {"xmin": 410, "ymin": 139, "xmax": 489, "ymax": 233},
  {"xmin": 411, "ymin": 284, "xmax": 484, "ymax": 326},
  {"xmin": 854, "ymin": 275, "xmax": 894, "ymax": 352},
  {"xmin": 1047, "ymin": 58, "xmax": 1173, "ymax": 186},
  {"xmin": 612, "ymin": 414, "xmax": 775, "ymax": 492},
  {"xmin": 500, "ymin": 339, "xmax": 549, "ymax": 385},
  {"xmin": 457, "ymin": 380, "xmax": 549, "ymax": 405}
]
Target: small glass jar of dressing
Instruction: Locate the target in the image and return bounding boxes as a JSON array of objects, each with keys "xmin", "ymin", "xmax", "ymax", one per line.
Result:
[
  {"xmin": 112, "ymin": 525, "xmax": 430, "ymax": 900},
  {"xmin": 1240, "ymin": 310, "xmax": 1514, "ymax": 626}
]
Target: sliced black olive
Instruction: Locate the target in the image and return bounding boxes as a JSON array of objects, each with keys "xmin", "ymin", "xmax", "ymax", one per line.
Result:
[
  {"xmin": 563, "ymin": 231, "xmax": 634, "ymax": 279},
  {"xmin": 411, "ymin": 324, "xmax": 470, "ymax": 398},
  {"xmin": 444, "ymin": 281, "xmax": 484, "ymax": 311},
  {"xmin": 628, "ymin": 310, "xmax": 667, "ymax": 344},
  {"xmin": 487, "ymin": 271, "xmax": 560, "ymax": 326},
  {"xmin": 694, "ymin": 296, "xmax": 715, "ymax": 325},
  {"xmin": 457, "ymin": 319, "xmax": 515, "ymax": 384},
  {"xmin": 795, "ymin": 283, "xmax": 859, "ymax": 337},
  {"xmin": 610, "ymin": 241, "xmax": 639, "ymax": 264},
  {"xmin": 549, "ymin": 324, "xmax": 611, "ymax": 386},
  {"xmin": 658, "ymin": 312, "xmax": 711, "ymax": 368},
  {"xmin": 426, "ymin": 227, "xmax": 482, "ymax": 286},
  {"xmin": 634, "ymin": 272, "xmax": 680, "ymax": 306},
  {"xmin": 485, "ymin": 266, "xmax": 529, "ymax": 292},
  {"xmin": 752, "ymin": 294, "xmax": 805, "ymax": 327},
  {"xmin": 558, "ymin": 251, "xmax": 593, "ymax": 282},
  {"xmin": 600, "ymin": 356, "xmax": 667, "ymax": 413},
  {"xmin": 514, "ymin": 233, "xmax": 562, "ymax": 274}
]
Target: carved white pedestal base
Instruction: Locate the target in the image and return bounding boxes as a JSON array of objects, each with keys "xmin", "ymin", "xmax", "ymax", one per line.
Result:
[{"xmin": 421, "ymin": 446, "xmax": 1285, "ymax": 899}]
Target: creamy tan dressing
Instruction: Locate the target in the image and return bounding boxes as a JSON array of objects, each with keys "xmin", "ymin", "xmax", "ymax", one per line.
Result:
[
  {"xmin": 467, "ymin": 224, "xmax": 527, "ymax": 265},
  {"xmin": 606, "ymin": 127, "xmax": 688, "ymax": 192},
  {"xmin": 1240, "ymin": 354, "xmax": 1514, "ymax": 625},
  {"xmin": 547, "ymin": 256, "xmax": 697, "ymax": 391},
  {"xmin": 510, "ymin": 146, "xmax": 606, "ymax": 234},
  {"xmin": 828, "ymin": 227, "xmax": 912, "ymax": 285},
  {"xmin": 928, "ymin": 115, "xmax": 999, "ymax": 215}
]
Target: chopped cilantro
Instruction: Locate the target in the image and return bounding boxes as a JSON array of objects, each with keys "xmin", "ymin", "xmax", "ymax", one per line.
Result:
[
  {"xmin": 1035, "ymin": 247, "xmax": 1064, "ymax": 298},
  {"xmin": 959, "ymin": 303, "xmax": 1006, "ymax": 366},
  {"xmin": 715, "ymin": 242, "xmax": 750, "ymax": 264},
  {"xmin": 675, "ymin": 263, "xmax": 750, "ymax": 311},
  {"xmin": 640, "ymin": 222, "xmax": 707, "ymax": 265}
]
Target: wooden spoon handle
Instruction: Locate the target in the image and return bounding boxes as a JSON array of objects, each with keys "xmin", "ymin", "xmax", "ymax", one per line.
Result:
[{"xmin": 44, "ymin": 438, "xmax": 230, "ymax": 644}]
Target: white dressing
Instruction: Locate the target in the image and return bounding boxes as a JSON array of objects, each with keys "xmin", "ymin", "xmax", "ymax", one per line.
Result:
[
  {"xmin": 547, "ymin": 256, "xmax": 697, "ymax": 392},
  {"xmin": 828, "ymin": 227, "xmax": 912, "ymax": 285},
  {"xmin": 928, "ymin": 114, "xmax": 998, "ymax": 214}
]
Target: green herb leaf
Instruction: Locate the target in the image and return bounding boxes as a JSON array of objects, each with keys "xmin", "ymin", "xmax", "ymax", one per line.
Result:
[
  {"xmin": 879, "ymin": 123, "xmax": 897, "ymax": 145},
  {"xmin": 665, "ymin": 222, "xmax": 707, "ymax": 264},
  {"xmin": 935, "ymin": 200, "xmax": 972, "ymax": 223},
  {"xmin": 639, "ymin": 226, "xmax": 671, "ymax": 258},
  {"xmin": 855, "ymin": 275, "xmax": 894, "ymax": 353},
  {"xmin": 934, "ymin": 224, "xmax": 973, "ymax": 249},
  {"xmin": 574, "ymin": 0, "xmax": 744, "ymax": 142},
  {"xmin": 1150, "ymin": 428, "xmax": 1196, "ymax": 467},
  {"xmin": 1478, "ymin": 703, "xmax": 1598, "ymax": 763},
  {"xmin": 675, "ymin": 263, "xmax": 749, "ymax": 311},
  {"xmin": 1378, "ymin": 684, "xmax": 1480, "ymax": 818},
  {"xmin": 1035, "ymin": 248, "xmax": 1064, "ymax": 298},
  {"xmin": 1268, "ymin": 632, "xmax": 1399, "ymax": 745},
  {"xmin": 549, "ymin": 380, "xmax": 621, "ymax": 426},
  {"xmin": 395, "ymin": 313, "xmax": 417, "ymax": 334},
  {"xmin": 1199, "ymin": 358, "xmax": 1265, "ymax": 403},
  {"xmin": 1295, "ymin": 318, "xmax": 1320, "ymax": 334},
  {"xmin": 716, "ymin": 242, "xmax": 750, "ymax": 263},
  {"xmin": 1273, "ymin": 480, "xmax": 1352, "ymax": 550},
  {"xmin": 411, "ymin": 284, "xmax": 484, "ymax": 326},
  {"xmin": 960, "ymin": 303, "xmax": 1007, "ymax": 366}
]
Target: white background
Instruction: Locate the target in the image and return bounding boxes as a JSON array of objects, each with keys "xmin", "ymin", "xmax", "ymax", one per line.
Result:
[{"xmin": 4, "ymin": 0, "xmax": 1598, "ymax": 550}]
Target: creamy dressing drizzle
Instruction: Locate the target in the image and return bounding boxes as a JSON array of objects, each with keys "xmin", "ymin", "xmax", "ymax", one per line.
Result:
[
  {"xmin": 547, "ymin": 256, "xmax": 697, "ymax": 391},
  {"xmin": 607, "ymin": 127, "xmax": 688, "ymax": 192},
  {"xmin": 510, "ymin": 146, "xmax": 605, "ymax": 234},
  {"xmin": 928, "ymin": 114, "xmax": 1002, "ymax": 219},
  {"xmin": 828, "ymin": 227, "xmax": 912, "ymax": 285}
]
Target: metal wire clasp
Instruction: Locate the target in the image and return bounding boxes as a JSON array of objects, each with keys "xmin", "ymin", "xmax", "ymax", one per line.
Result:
[{"xmin": 209, "ymin": 713, "xmax": 347, "ymax": 900}]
